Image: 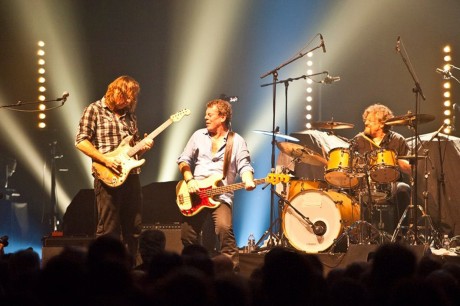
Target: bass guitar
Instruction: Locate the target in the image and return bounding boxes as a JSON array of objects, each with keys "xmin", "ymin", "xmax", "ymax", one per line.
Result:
[
  {"xmin": 176, "ymin": 173, "xmax": 290, "ymax": 216},
  {"xmin": 93, "ymin": 109, "xmax": 191, "ymax": 187}
]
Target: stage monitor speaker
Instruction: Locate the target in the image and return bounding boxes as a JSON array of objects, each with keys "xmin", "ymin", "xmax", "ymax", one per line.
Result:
[
  {"xmin": 142, "ymin": 223, "xmax": 183, "ymax": 254},
  {"xmin": 41, "ymin": 236, "xmax": 94, "ymax": 267}
]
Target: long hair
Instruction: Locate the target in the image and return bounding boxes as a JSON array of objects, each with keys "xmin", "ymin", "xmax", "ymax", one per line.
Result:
[
  {"xmin": 104, "ymin": 75, "xmax": 140, "ymax": 112},
  {"xmin": 206, "ymin": 99, "xmax": 232, "ymax": 128}
]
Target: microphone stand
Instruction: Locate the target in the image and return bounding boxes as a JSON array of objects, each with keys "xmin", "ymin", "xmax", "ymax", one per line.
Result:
[
  {"xmin": 258, "ymin": 38, "xmax": 324, "ymax": 249},
  {"xmin": 395, "ymin": 36, "xmax": 426, "ymax": 245},
  {"xmin": 0, "ymin": 95, "xmax": 68, "ymax": 111}
]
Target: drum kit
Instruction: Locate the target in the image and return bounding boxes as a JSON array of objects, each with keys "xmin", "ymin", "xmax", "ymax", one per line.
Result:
[{"xmin": 255, "ymin": 113, "xmax": 437, "ymax": 254}]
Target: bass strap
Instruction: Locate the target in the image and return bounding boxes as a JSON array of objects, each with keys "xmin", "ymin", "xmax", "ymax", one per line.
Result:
[{"xmin": 222, "ymin": 131, "xmax": 234, "ymax": 180}]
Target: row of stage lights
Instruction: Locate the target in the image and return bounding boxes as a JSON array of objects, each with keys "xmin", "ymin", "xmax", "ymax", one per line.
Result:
[
  {"xmin": 442, "ymin": 45, "xmax": 454, "ymax": 134},
  {"xmin": 37, "ymin": 41, "xmax": 47, "ymax": 129},
  {"xmin": 304, "ymin": 52, "xmax": 314, "ymax": 129}
]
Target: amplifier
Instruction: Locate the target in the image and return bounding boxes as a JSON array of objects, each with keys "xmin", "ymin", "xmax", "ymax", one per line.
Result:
[{"xmin": 141, "ymin": 223, "xmax": 183, "ymax": 254}]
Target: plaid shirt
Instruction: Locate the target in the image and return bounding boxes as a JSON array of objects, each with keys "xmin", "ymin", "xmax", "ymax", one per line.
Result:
[{"xmin": 76, "ymin": 97, "xmax": 142, "ymax": 174}]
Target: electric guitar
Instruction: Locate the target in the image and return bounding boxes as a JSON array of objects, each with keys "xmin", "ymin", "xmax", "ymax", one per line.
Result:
[
  {"xmin": 175, "ymin": 173, "xmax": 290, "ymax": 216},
  {"xmin": 93, "ymin": 109, "xmax": 191, "ymax": 187}
]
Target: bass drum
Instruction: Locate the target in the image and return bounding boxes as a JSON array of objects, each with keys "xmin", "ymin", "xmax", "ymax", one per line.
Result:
[{"xmin": 282, "ymin": 189, "xmax": 360, "ymax": 253}]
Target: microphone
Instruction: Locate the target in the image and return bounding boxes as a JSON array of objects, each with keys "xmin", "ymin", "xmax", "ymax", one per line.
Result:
[
  {"xmin": 319, "ymin": 34, "xmax": 326, "ymax": 53},
  {"xmin": 57, "ymin": 91, "xmax": 70, "ymax": 101},
  {"xmin": 436, "ymin": 68, "xmax": 452, "ymax": 79},
  {"xmin": 395, "ymin": 36, "xmax": 401, "ymax": 52},
  {"xmin": 312, "ymin": 221, "xmax": 327, "ymax": 236},
  {"xmin": 321, "ymin": 75, "xmax": 341, "ymax": 84}
]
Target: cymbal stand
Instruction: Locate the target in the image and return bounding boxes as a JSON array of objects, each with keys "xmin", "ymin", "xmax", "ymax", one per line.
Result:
[{"xmin": 418, "ymin": 150, "xmax": 439, "ymax": 246}]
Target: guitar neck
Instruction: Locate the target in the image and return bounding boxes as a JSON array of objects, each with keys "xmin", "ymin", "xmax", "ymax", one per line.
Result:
[
  {"xmin": 204, "ymin": 178, "xmax": 266, "ymax": 198},
  {"xmin": 127, "ymin": 118, "xmax": 173, "ymax": 157}
]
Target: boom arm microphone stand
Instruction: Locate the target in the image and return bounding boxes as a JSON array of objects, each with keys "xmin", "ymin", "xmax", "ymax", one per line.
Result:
[
  {"xmin": 257, "ymin": 35, "xmax": 324, "ymax": 249},
  {"xmin": 394, "ymin": 36, "xmax": 426, "ymax": 244}
]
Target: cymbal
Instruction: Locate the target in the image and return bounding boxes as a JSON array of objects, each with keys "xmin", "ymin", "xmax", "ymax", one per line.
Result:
[
  {"xmin": 311, "ymin": 121, "xmax": 355, "ymax": 130},
  {"xmin": 385, "ymin": 113, "xmax": 435, "ymax": 126},
  {"xmin": 276, "ymin": 142, "xmax": 327, "ymax": 166},
  {"xmin": 253, "ymin": 130, "xmax": 299, "ymax": 142}
]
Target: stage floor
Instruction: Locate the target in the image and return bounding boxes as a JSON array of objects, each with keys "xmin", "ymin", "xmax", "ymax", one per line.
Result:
[{"xmin": 239, "ymin": 244, "xmax": 460, "ymax": 278}]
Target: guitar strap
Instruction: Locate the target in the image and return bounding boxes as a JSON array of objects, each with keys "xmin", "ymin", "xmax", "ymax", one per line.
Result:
[{"xmin": 222, "ymin": 131, "xmax": 234, "ymax": 180}]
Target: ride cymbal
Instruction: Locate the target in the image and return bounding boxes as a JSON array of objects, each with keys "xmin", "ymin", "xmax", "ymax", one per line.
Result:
[
  {"xmin": 276, "ymin": 142, "xmax": 327, "ymax": 166},
  {"xmin": 311, "ymin": 121, "xmax": 354, "ymax": 130},
  {"xmin": 385, "ymin": 113, "xmax": 435, "ymax": 126},
  {"xmin": 253, "ymin": 130, "xmax": 300, "ymax": 142}
]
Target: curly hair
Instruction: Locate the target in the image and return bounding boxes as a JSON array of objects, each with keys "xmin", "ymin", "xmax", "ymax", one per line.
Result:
[
  {"xmin": 362, "ymin": 103, "xmax": 394, "ymax": 132},
  {"xmin": 206, "ymin": 99, "xmax": 232, "ymax": 127}
]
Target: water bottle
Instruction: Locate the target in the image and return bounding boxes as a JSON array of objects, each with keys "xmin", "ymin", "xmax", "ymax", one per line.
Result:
[
  {"xmin": 442, "ymin": 234, "xmax": 451, "ymax": 250},
  {"xmin": 247, "ymin": 233, "xmax": 255, "ymax": 253}
]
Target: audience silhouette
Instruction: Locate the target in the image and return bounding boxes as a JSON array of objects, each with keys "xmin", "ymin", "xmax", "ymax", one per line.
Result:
[{"xmin": 0, "ymin": 236, "xmax": 459, "ymax": 306}]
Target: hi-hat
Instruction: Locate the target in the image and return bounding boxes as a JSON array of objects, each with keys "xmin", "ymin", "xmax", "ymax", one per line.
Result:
[
  {"xmin": 398, "ymin": 155, "xmax": 427, "ymax": 161},
  {"xmin": 311, "ymin": 121, "xmax": 354, "ymax": 130},
  {"xmin": 385, "ymin": 113, "xmax": 435, "ymax": 126},
  {"xmin": 276, "ymin": 142, "xmax": 327, "ymax": 166},
  {"xmin": 253, "ymin": 130, "xmax": 299, "ymax": 142}
]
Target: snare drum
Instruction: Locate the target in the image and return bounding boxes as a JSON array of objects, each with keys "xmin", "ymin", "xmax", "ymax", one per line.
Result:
[
  {"xmin": 282, "ymin": 189, "xmax": 360, "ymax": 253},
  {"xmin": 325, "ymin": 147, "xmax": 359, "ymax": 188},
  {"xmin": 368, "ymin": 149, "xmax": 400, "ymax": 183}
]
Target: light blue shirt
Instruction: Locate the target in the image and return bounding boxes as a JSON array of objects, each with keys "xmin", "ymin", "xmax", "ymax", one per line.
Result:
[{"xmin": 177, "ymin": 128, "xmax": 254, "ymax": 206}]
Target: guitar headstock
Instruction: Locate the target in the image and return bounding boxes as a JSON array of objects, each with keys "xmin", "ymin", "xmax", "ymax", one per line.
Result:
[
  {"xmin": 171, "ymin": 109, "xmax": 191, "ymax": 122},
  {"xmin": 266, "ymin": 173, "xmax": 291, "ymax": 185}
]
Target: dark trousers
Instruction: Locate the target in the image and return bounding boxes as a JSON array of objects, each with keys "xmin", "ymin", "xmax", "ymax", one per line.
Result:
[
  {"xmin": 94, "ymin": 174, "xmax": 143, "ymax": 258},
  {"xmin": 181, "ymin": 202, "xmax": 239, "ymax": 270}
]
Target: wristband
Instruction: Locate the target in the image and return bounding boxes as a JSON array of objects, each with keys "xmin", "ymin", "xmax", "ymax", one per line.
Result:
[{"xmin": 185, "ymin": 178, "xmax": 194, "ymax": 184}]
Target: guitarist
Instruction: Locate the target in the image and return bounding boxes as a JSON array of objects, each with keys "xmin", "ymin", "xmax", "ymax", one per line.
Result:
[
  {"xmin": 177, "ymin": 99, "xmax": 255, "ymax": 271},
  {"xmin": 75, "ymin": 76, "xmax": 153, "ymax": 261}
]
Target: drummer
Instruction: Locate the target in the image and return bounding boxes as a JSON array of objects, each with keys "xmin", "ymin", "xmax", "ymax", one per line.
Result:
[{"xmin": 352, "ymin": 103, "xmax": 411, "ymax": 231}]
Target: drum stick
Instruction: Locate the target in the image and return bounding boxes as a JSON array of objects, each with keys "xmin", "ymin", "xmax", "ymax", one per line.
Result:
[{"xmin": 358, "ymin": 132, "xmax": 380, "ymax": 148}]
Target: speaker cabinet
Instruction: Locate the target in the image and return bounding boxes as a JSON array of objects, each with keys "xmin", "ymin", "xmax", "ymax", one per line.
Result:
[
  {"xmin": 141, "ymin": 223, "xmax": 183, "ymax": 254},
  {"xmin": 41, "ymin": 236, "xmax": 94, "ymax": 267}
]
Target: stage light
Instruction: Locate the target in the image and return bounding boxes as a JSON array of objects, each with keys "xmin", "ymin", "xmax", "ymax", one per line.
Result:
[
  {"xmin": 441, "ymin": 44, "xmax": 453, "ymax": 133},
  {"xmin": 38, "ymin": 113, "xmax": 46, "ymax": 120}
]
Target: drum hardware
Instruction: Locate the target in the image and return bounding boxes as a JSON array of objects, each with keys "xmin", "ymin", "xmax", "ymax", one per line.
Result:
[
  {"xmin": 276, "ymin": 141, "xmax": 327, "ymax": 166},
  {"xmin": 391, "ymin": 133, "xmax": 441, "ymax": 245},
  {"xmin": 390, "ymin": 36, "xmax": 437, "ymax": 245},
  {"xmin": 328, "ymin": 162, "xmax": 392, "ymax": 252}
]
